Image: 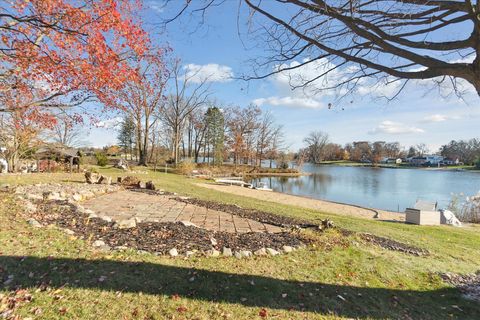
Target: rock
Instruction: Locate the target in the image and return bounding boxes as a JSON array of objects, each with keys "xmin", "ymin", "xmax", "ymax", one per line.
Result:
[
  {"xmin": 169, "ymin": 248, "xmax": 178, "ymax": 257},
  {"xmin": 114, "ymin": 159, "xmax": 129, "ymax": 171},
  {"xmin": 234, "ymin": 251, "xmax": 243, "ymax": 259},
  {"xmin": 185, "ymin": 251, "xmax": 196, "ymax": 257},
  {"xmin": 114, "ymin": 246, "xmax": 129, "ymax": 251},
  {"xmin": 145, "ymin": 181, "xmax": 156, "ymax": 190},
  {"xmin": 93, "ymin": 240, "xmax": 106, "ymax": 247},
  {"xmin": 120, "ymin": 176, "xmax": 140, "ymax": 186},
  {"xmin": 84, "ymin": 209, "xmax": 95, "ymax": 215},
  {"xmin": 63, "ymin": 228, "xmax": 75, "ymax": 235},
  {"xmin": 75, "ymin": 205, "xmax": 86, "ymax": 214},
  {"xmin": 98, "ymin": 175, "xmax": 112, "ymax": 185},
  {"xmin": 26, "ymin": 193, "xmax": 43, "ymax": 201},
  {"xmin": 23, "ymin": 201, "xmax": 37, "ymax": 213},
  {"xmin": 88, "ymin": 213, "xmax": 98, "ymax": 219},
  {"xmin": 100, "ymin": 216, "xmax": 112, "ymax": 223},
  {"xmin": 27, "ymin": 218, "xmax": 41, "ymax": 228},
  {"xmin": 266, "ymin": 248, "xmax": 280, "ymax": 256},
  {"xmin": 85, "ymin": 171, "xmax": 100, "ymax": 184},
  {"xmin": 254, "ymin": 248, "xmax": 267, "ymax": 256},
  {"xmin": 42, "ymin": 191, "xmax": 63, "ymax": 201},
  {"xmin": 179, "ymin": 221, "xmax": 198, "ymax": 228},
  {"xmin": 115, "ymin": 218, "xmax": 136, "ymax": 229},
  {"xmin": 240, "ymin": 250, "xmax": 252, "ymax": 258},
  {"xmin": 207, "ymin": 249, "xmax": 221, "ymax": 257},
  {"xmin": 222, "ymin": 247, "xmax": 233, "ymax": 257},
  {"xmin": 138, "ymin": 181, "xmax": 146, "ymax": 189},
  {"xmin": 0, "ymin": 183, "xmax": 10, "ymax": 190},
  {"xmin": 282, "ymin": 246, "xmax": 294, "ymax": 253},
  {"xmin": 210, "ymin": 237, "xmax": 218, "ymax": 246},
  {"xmin": 72, "ymin": 193, "xmax": 82, "ymax": 202}
]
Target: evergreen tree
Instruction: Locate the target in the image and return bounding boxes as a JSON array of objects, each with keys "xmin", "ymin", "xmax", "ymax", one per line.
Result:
[
  {"xmin": 117, "ymin": 116, "xmax": 136, "ymax": 160},
  {"xmin": 205, "ymin": 107, "xmax": 224, "ymax": 166}
]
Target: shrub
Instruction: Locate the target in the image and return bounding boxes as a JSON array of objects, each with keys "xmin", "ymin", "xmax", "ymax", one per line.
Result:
[
  {"xmin": 475, "ymin": 157, "xmax": 480, "ymax": 169},
  {"xmin": 176, "ymin": 159, "xmax": 196, "ymax": 175},
  {"xmin": 95, "ymin": 152, "xmax": 108, "ymax": 167},
  {"xmin": 449, "ymin": 192, "xmax": 480, "ymax": 223}
]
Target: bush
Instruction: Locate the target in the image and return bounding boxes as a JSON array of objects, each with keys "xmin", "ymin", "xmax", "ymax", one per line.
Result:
[
  {"xmin": 475, "ymin": 158, "xmax": 480, "ymax": 169},
  {"xmin": 95, "ymin": 152, "xmax": 108, "ymax": 167},
  {"xmin": 176, "ymin": 159, "xmax": 196, "ymax": 175},
  {"xmin": 449, "ymin": 193, "xmax": 480, "ymax": 223}
]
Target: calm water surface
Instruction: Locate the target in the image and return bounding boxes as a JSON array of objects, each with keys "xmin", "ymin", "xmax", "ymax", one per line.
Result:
[{"xmin": 249, "ymin": 164, "xmax": 480, "ymax": 212}]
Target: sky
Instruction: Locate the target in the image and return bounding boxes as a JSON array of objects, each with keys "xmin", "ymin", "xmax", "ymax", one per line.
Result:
[{"xmin": 85, "ymin": 0, "xmax": 480, "ymax": 153}]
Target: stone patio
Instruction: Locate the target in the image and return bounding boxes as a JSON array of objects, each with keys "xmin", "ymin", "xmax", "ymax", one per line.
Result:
[{"xmin": 82, "ymin": 190, "xmax": 283, "ymax": 234}]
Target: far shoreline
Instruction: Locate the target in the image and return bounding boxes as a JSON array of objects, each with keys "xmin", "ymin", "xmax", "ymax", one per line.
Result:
[{"xmin": 313, "ymin": 161, "xmax": 480, "ymax": 172}]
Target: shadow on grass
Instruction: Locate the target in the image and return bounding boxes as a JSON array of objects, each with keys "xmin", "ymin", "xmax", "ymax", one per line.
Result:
[{"xmin": 0, "ymin": 256, "xmax": 478, "ymax": 319}]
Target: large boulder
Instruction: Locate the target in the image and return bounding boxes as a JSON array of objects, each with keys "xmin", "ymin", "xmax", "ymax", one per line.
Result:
[
  {"xmin": 114, "ymin": 159, "xmax": 129, "ymax": 171},
  {"xmin": 85, "ymin": 172, "xmax": 111, "ymax": 185},
  {"xmin": 146, "ymin": 181, "xmax": 156, "ymax": 190},
  {"xmin": 85, "ymin": 171, "xmax": 101, "ymax": 184},
  {"xmin": 119, "ymin": 176, "xmax": 141, "ymax": 187}
]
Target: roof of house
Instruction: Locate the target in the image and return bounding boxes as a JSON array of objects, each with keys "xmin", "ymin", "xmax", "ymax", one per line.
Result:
[{"xmin": 35, "ymin": 145, "xmax": 79, "ymax": 159}]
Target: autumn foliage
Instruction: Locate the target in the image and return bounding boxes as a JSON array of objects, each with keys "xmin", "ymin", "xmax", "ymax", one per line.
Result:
[{"xmin": 0, "ymin": 0, "xmax": 150, "ymax": 124}]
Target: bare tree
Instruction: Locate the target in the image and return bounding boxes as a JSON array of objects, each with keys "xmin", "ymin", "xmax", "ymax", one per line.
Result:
[
  {"xmin": 169, "ymin": 0, "xmax": 480, "ymax": 96},
  {"xmin": 160, "ymin": 60, "xmax": 210, "ymax": 165},
  {"xmin": 104, "ymin": 55, "xmax": 168, "ymax": 166},
  {"xmin": 304, "ymin": 131, "xmax": 330, "ymax": 163},
  {"xmin": 226, "ymin": 105, "xmax": 261, "ymax": 165},
  {"xmin": 416, "ymin": 143, "xmax": 430, "ymax": 156},
  {"xmin": 46, "ymin": 114, "xmax": 85, "ymax": 147}
]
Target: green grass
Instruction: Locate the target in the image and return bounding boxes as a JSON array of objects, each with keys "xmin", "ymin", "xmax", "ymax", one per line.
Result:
[{"xmin": 1, "ymin": 168, "xmax": 480, "ymax": 319}]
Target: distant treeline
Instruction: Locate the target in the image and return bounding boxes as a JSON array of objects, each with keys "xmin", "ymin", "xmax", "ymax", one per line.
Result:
[{"xmin": 300, "ymin": 131, "xmax": 480, "ymax": 166}]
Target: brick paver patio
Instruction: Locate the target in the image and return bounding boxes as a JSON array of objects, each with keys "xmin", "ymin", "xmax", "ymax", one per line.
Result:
[{"xmin": 82, "ymin": 190, "xmax": 283, "ymax": 234}]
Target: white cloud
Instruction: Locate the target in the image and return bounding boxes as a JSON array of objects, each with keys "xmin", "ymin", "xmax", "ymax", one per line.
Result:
[
  {"xmin": 96, "ymin": 117, "xmax": 122, "ymax": 129},
  {"xmin": 146, "ymin": 1, "xmax": 165, "ymax": 14},
  {"xmin": 253, "ymin": 96, "xmax": 324, "ymax": 109},
  {"xmin": 368, "ymin": 120, "xmax": 425, "ymax": 135},
  {"xmin": 184, "ymin": 63, "xmax": 233, "ymax": 83},
  {"xmin": 421, "ymin": 114, "xmax": 461, "ymax": 123}
]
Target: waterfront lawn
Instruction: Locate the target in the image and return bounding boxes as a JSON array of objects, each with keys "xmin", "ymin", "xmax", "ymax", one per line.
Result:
[{"xmin": 1, "ymin": 169, "xmax": 480, "ymax": 319}]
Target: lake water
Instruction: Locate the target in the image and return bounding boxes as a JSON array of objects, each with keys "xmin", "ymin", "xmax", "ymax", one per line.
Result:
[{"xmin": 248, "ymin": 164, "xmax": 480, "ymax": 212}]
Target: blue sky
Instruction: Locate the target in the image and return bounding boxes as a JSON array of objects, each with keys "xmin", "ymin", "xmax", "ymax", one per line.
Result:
[{"xmin": 85, "ymin": 0, "xmax": 480, "ymax": 153}]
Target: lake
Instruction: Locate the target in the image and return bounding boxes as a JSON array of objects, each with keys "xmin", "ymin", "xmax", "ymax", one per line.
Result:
[{"xmin": 248, "ymin": 164, "xmax": 480, "ymax": 212}]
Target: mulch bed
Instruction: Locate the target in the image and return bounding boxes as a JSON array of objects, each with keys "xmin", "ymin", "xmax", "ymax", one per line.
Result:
[
  {"xmin": 32, "ymin": 200, "xmax": 308, "ymax": 255},
  {"xmin": 357, "ymin": 232, "xmax": 430, "ymax": 256},
  {"xmin": 440, "ymin": 271, "xmax": 480, "ymax": 302}
]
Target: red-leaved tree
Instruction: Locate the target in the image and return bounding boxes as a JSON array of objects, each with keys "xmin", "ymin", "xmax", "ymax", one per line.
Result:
[{"xmin": 0, "ymin": 0, "xmax": 149, "ymax": 124}]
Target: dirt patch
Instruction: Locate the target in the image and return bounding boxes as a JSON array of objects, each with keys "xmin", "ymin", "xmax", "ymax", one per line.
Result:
[
  {"xmin": 440, "ymin": 271, "xmax": 480, "ymax": 302},
  {"xmin": 32, "ymin": 200, "xmax": 309, "ymax": 255}
]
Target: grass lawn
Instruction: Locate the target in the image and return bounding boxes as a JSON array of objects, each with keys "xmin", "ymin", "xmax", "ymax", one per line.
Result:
[{"xmin": 1, "ymin": 167, "xmax": 480, "ymax": 319}]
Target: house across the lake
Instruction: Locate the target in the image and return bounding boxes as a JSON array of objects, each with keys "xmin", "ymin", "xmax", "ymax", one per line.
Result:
[{"xmin": 408, "ymin": 155, "xmax": 444, "ymax": 166}]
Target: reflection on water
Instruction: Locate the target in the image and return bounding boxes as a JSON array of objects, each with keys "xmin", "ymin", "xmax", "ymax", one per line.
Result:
[{"xmin": 248, "ymin": 164, "xmax": 480, "ymax": 211}]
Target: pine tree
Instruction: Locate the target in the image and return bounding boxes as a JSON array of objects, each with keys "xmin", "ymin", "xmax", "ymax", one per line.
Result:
[
  {"xmin": 117, "ymin": 116, "xmax": 136, "ymax": 160},
  {"xmin": 205, "ymin": 107, "xmax": 225, "ymax": 166}
]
